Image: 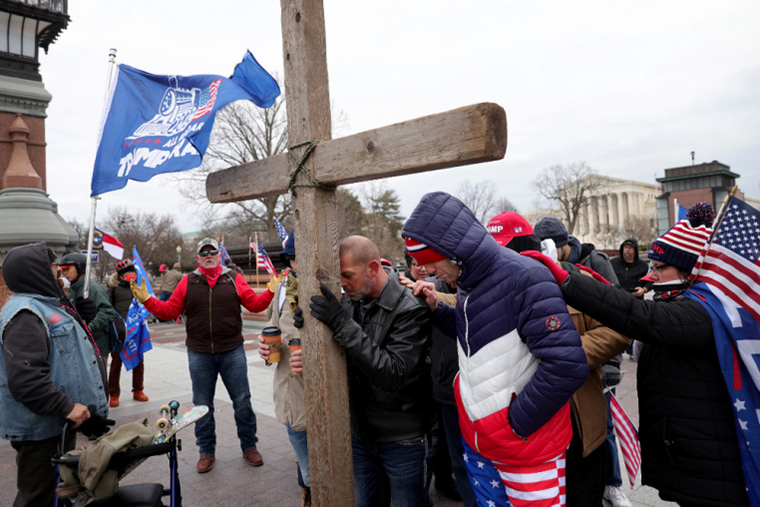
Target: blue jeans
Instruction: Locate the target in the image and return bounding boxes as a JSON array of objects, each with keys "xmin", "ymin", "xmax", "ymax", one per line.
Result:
[
  {"xmin": 440, "ymin": 403, "xmax": 477, "ymax": 507},
  {"xmin": 188, "ymin": 345, "xmax": 258, "ymax": 456},
  {"xmin": 287, "ymin": 425, "xmax": 310, "ymax": 487},
  {"xmin": 352, "ymin": 432, "xmax": 433, "ymax": 507},
  {"xmin": 605, "ymin": 389, "xmax": 623, "ymax": 487}
]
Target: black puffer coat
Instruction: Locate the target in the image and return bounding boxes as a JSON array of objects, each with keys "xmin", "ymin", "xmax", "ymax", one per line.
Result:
[{"xmin": 560, "ymin": 273, "xmax": 747, "ymax": 507}]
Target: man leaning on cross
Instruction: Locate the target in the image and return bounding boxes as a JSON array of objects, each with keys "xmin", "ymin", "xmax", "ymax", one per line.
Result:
[{"xmin": 308, "ymin": 235, "xmax": 436, "ymax": 507}]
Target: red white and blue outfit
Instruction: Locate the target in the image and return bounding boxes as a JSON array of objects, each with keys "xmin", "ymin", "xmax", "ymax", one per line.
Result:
[{"xmin": 403, "ymin": 192, "xmax": 588, "ymax": 506}]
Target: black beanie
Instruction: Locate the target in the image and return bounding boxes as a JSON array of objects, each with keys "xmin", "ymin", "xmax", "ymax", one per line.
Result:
[
  {"xmin": 534, "ymin": 217, "xmax": 569, "ymax": 248},
  {"xmin": 47, "ymin": 247, "xmax": 57, "ymax": 264},
  {"xmin": 506, "ymin": 234, "xmax": 542, "ymax": 254}
]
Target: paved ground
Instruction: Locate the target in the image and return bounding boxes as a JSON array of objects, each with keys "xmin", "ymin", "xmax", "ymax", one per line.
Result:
[{"xmin": 0, "ymin": 320, "xmax": 676, "ymax": 506}]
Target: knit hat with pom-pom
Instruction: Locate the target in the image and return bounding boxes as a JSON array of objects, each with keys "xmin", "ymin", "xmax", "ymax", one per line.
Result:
[{"xmin": 648, "ymin": 202, "xmax": 714, "ymax": 273}]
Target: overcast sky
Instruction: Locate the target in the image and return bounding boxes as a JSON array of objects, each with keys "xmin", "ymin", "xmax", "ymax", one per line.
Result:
[{"xmin": 40, "ymin": 1, "xmax": 760, "ymax": 234}]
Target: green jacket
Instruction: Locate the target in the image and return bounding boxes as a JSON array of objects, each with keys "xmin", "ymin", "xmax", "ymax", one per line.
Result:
[{"xmin": 69, "ymin": 278, "xmax": 115, "ymax": 357}]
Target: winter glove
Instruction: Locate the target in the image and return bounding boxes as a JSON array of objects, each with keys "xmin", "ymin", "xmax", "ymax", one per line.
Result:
[
  {"xmin": 520, "ymin": 250, "xmax": 569, "ymax": 284},
  {"xmin": 76, "ymin": 405, "xmax": 115, "ymax": 438},
  {"xmin": 293, "ymin": 307, "xmax": 304, "ymax": 329},
  {"xmin": 309, "ymin": 284, "xmax": 350, "ymax": 332},
  {"xmin": 575, "ymin": 263, "xmax": 611, "ymax": 285},
  {"xmin": 129, "ymin": 279, "xmax": 151, "ymax": 304},
  {"xmin": 268, "ymin": 270, "xmax": 288, "ymax": 293},
  {"xmin": 75, "ymin": 297, "xmax": 98, "ymax": 323}
]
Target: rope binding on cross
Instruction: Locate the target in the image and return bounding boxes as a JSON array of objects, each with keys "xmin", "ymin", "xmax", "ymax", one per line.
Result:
[{"xmin": 286, "ymin": 140, "xmax": 334, "ymax": 196}]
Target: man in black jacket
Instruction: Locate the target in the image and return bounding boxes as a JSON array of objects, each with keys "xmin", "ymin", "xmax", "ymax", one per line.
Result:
[
  {"xmin": 610, "ymin": 238, "xmax": 650, "ymax": 297},
  {"xmin": 309, "ymin": 235, "xmax": 435, "ymax": 507}
]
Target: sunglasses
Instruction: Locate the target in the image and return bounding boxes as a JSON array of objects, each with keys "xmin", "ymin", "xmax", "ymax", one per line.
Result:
[
  {"xmin": 198, "ymin": 249, "xmax": 219, "ymax": 257},
  {"xmin": 649, "ymin": 262, "xmax": 671, "ymax": 273}
]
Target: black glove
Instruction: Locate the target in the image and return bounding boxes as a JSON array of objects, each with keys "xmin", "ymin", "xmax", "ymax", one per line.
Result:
[
  {"xmin": 75, "ymin": 297, "xmax": 98, "ymax": 323},
  {"xmin": 293, "ymin": 307, "xmax": 304, "ymax": 329},
  {"xmin": 77, "ymin": 405, "xmax": 115, "ymax": 438},
  {"xmin": 309, "ymin": 284, "xmax": 350, "ymax": 332}
]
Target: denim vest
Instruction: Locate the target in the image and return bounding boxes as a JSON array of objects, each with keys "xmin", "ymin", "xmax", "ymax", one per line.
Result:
[{"xmin": 0, "ymin": 293, "xmax": 108, "ymax": 441}]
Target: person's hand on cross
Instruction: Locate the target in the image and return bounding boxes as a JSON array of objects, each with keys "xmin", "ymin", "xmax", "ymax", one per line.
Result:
[{"xmin": 309, "ymin": 284, "xmax": 351, "ymax": 332}]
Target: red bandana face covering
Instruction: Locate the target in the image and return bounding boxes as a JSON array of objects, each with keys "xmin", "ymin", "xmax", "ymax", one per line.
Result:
[{"xmin": 199, "ymin": 264, "xmax": 223, "ymax": 288}]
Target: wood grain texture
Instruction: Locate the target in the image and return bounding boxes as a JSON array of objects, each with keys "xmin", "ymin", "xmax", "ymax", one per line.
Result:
[
  {"xmin": 205, "ymin": 102, "xmax": 507, "ymax": 202},
  {"xmin": 280, "ymin": 0, "xmax": 355, "ymax": 505}
]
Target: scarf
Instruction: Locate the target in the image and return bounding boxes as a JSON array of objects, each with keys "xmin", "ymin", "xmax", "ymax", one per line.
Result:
[{"xmin": 199, "ymin": 264, "xmax": 223, "ymax": 288}]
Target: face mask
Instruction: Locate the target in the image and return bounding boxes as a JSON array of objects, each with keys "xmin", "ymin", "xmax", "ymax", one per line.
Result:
[{"xmin": 123, "ymin": 272, "xmax": 137, "ymax": 283}]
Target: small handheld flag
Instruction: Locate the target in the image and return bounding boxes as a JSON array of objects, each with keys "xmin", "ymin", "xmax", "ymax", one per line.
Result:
[
  {"xmin": 92, "ymin": 228, "xmax": 124, "ymax": 259},
  {"xmin": 256, "ymin": 238, "xmax": 276, "ymax": 276},
  {"xmin": 609, "ymin": 391, "xmax": 641, "ymax": 489},
  {"xmin": 273, "ymin": 217, "xmax": 288, "ymax": 248}
]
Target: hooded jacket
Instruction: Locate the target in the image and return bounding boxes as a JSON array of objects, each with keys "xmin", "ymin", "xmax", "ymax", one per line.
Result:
[
  {"xmin": 610, "ymin": 238, "xmax": 650, "ymax": 293},
  {"xmin": 403, "ymin": 192, "xmax": 588, "ymax": 465},
  {"xmin": 0, "ymin": 242, "xmax": 108, "ymax": 441}
]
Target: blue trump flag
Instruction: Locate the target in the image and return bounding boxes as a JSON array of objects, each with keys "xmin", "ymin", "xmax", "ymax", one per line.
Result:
[
  {"xmin": 121, "ymin": 247, "xmax": 154, "ymax": 371},
  {"xmin": 91, "ymin": 51, "xmax": 280, "ymax": 196},
  {"xmin": 684, "ymin": 282, "xmax": 760, "ymax": 506}
]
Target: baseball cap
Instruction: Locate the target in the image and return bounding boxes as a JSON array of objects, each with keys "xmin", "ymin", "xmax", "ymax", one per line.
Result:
[
  {"xmin": 196, "ymin": 237, "xmax": 219, "ymax": 254},
  {"xmin": 486, "ymin": 212, "xmax": 534, "ymax": 246}
]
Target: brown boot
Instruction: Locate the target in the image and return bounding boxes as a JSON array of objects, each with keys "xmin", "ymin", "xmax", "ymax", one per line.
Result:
[
  {"xmin": 301, "ymin": 486, "xmax": 311, "ymax": 507},
  {"xmin": 243, "ymin": 448, "xmax": 263, "ymax": 466},
  {"xmin": 133, "ymin": 391, "xmax": 149, "ymax": 402},
  {"xmin": 109, "ymin": 396, "xmax": 119, "ymax": 408},
  {"xmin": 197, "ymin": 455, "xmax": 215, "ymax": 473}
]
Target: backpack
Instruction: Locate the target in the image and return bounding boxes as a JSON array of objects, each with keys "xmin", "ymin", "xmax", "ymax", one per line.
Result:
[
  {"xmin": 107, "ymin": 286, "xmax": 127, "ymax": 353},
  {"xmin": 107, "ymin": 312, "xmax": 127, "ymax": 353}
]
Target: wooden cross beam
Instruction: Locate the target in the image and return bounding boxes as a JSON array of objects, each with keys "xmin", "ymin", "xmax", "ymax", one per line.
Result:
[{"xmin": 206, "ymin": 1, "xmax": 506, "ymax": 505}]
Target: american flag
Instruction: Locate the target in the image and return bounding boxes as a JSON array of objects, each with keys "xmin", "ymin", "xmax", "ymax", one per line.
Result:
[
  {"xmin": 273, "ymin": 217, "xmax": 289, "ymax": 248},
  {"xmin": 192, "ymin": 78, "xmax": 222, "ymax": 120},
  {"xmin": 609, "ymin": 391, "xmax": 641, "ymax": 489},
  {"xmin": 253, "ymin": 237, "xmax": 276, "ymax": 275},
  {"xmin": 691, "ymin": 196, "xmax": 760, "ymax": 322}
]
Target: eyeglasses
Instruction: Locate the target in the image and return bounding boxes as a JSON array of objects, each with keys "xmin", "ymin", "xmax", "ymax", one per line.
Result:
[
  {"xmin": 198, "ymin": 249, "xmax": 219, "ymax": 257},
  {"xmin": 649, "ymin": 262, "xmax": 671, "ymax": 274}
]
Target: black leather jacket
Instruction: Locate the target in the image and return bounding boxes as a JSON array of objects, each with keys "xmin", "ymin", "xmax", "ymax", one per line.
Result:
[{"xmin": 334, "ymin": 268, "xmax": 435, "ymax": 443}]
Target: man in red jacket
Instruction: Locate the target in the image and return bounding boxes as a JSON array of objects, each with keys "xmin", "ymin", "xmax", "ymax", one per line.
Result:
[{"xmin": 131, "ymin": 237, "xmax": 276, "ymax": 473}]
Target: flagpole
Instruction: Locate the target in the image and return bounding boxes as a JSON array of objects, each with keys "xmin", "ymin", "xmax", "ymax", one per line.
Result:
[
  {"xmin": 691, "ymin": 185, "xmax": 737, "ymax": 281},
  {"xmin": 84, "ymin": 48, "xmax": 118, "ymax": 298},
  {"xmin": 255, "ymin": 231, "xmax": 261, "ymax": 288},
  {"xmin": 673, "ymin": 198, "xmax": 679, "ymax": 226}
]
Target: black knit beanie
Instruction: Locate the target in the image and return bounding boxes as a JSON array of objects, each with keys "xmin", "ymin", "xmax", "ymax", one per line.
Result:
[{"xmin": 47, "ymin": 247, "xmax": 57, "ymax": 264}]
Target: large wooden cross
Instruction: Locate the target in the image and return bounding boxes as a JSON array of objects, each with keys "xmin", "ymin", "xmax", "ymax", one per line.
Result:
[{"xmin": 206, "ymin": 1, "xmax": 506, "ymax": 504}]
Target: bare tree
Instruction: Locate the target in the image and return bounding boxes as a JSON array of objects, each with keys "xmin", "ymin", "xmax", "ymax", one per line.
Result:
[
  {"xmin": 493, "ymin": 197, "xmax": 519, "ymax": 214},
  {"xmin": 175, "ymin": 83, "xmax": 351, "ymax": 246},
  {"xmin": 531, "ymin": 161, "xmax": 601, "ymax": 234},
  {"xmin": 102, "ymin": 207, "xmax": 183, "ymax": 276},
  {"xmin": 176, "ymin": 92, "xmax": 291, "ymax": 243},
  {"xmin": 622, "ymin": 215, "xmax": 657, "ymax": 251},
  {"xmin": 455, "ymin": 180, "xmax": 497, "ymax": 224}
]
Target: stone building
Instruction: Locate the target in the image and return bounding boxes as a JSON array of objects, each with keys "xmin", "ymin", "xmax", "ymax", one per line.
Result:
[
  {"xmin": 0, "ymin": 1, "xmax": 76, "ymax": 307},
  {"xmin": 523, "ymin": 175, "xmax": 658, "ymax": 250}
]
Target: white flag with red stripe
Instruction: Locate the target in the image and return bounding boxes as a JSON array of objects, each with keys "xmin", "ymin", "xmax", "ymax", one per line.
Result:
[{"xmin": 609, "ymin": 392, "xmax": 641, "ymax": 489}]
